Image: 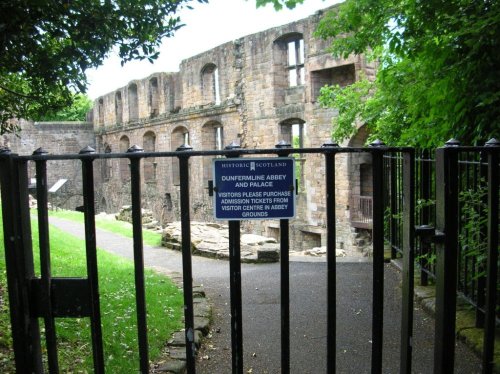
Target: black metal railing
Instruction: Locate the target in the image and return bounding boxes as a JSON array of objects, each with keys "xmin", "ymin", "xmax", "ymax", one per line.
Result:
[
  {"xmin": 0, "ymin": 139, "xmax": 498, "ymax": 373},
  {"xmin": 383, "ymin": 139, "xmax": 500, "ymax": 373},
  {"xmin": 351, "ymin": 195, "xmax": 373, "ymax": 227}
]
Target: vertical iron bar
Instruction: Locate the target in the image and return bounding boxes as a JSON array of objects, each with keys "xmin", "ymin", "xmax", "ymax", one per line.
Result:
[
  {"xmin": 400, "ymin": 151, "xmax": 415, "ymax": 374},
  {"xmin": 178, "ymin": 154, "xmax": 197, "ymax": 373},
  {"xmin": 419, "ymin": 150, "xmax": 431, "ymax": 286},
  {"xmin": 421, "ymin": 149, "xmax": 432, "ymax": 224},
  {"xmin": 325, "ymin": 151, "xmax": 337, "ymax": 373},
  {"xmin": 475, "ymin": 151, "xmax": 488, "ymax": 328},
  {"xmin": 390, "ymin": 155, "xmax": 397, "ymax": 258},
  {"xmin": 463, "ymin": 152, "xmax": 471, "ymax": 300},
  {"xmin": 80, "ymin": 154, "xmax": 105, "ymax": 373},
  {"xmin": 482, "ymin": 146, "xmax": 498, "ymax": 374},
  {"xmin": 399, "ymin": 155, "xmax": 404, "ymax": 256},
  {"xmin": 18, "ymin": 159, "xmax": 44, "ymax": 372},
  {"xmin": 371, "ymin": 146, "xmax": 385, "ymax": 374},
  {"xmin": 228, "ymin": 220, "xmax": 244, "ymax": 374},
  {"xmin": 274, "ymin": 143, "xmax": 292, "ymax": 374},
  {"xmin": 433, "ymin": 146, "xmax": 459, "ymax": 373},
  {"xmin": 224, "ymin": 145, "xmax": 244, "ymax": 374},
  {"xmin": 0, "ymin": 153, "xmax": 43, "ymax": 373},
  {"xmin": 280, "ymin": 219, "xmax": 290, "ymax": 374},
  {"xmin": 129, "ymin": 156, "xmax": 150, "ymax": 373},
  {"xmin": 35, "ymin": 155, "xmax": 59, "ymax": 373}
]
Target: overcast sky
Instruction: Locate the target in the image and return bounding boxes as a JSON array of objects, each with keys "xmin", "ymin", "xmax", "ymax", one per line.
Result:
[{"xmin": 86, "ymin": 0, "xmax": 342, "ymax": 99}]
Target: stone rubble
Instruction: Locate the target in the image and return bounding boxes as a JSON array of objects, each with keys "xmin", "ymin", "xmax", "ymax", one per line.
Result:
[
  {"xmin": 293, "ymin": 246, "xmax": 347, "ymax": 257},
  {"xmin": 115, "ymin": 205, "xmax": 161, "ymax": 230},
  {"xmin": 161, "ymin": 221, "xmax": 281, "ymax": 263},
  {"xmin": 114, "ymin": 206, "xmax": 362, "ymax": 262}
]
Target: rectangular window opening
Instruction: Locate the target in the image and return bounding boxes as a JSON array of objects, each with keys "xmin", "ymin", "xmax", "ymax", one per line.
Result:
[{"xmin": 311, "ymin": 64, "xmax": 356, "ymax": 102}]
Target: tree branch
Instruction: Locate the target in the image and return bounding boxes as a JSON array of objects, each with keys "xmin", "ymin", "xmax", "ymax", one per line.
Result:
[{"xmin": 0, "ymin": 83, "xmax": 37, "ymax": 99}]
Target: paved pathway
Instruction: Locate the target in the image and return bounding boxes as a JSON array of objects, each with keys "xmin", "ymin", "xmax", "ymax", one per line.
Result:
[{"xmin": 48, "ymin": 217, "xmax": 482, "ymax": 373}]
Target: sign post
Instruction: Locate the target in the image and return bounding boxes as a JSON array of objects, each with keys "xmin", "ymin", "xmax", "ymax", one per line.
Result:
[{"xmin": 213, "ymin": 157, "xmax": 296, "ymax": 220}]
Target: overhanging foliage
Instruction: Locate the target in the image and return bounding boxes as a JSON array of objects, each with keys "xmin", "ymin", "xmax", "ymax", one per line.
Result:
[
  {"xmin": 314, "ymin": 0, "xmax": 500, "ymax": 147},
  {"xmin": 0, "ymin": 0, "xmax": 207, "ymax": 134}
]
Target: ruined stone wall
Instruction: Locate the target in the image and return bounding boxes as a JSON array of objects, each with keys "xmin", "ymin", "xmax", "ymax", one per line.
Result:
[
  {"xmin": 91, "ymin": 4, "xmax": 377, "ymax": 251},
  {"xmin": 1, "ymin": 120, "xmax": 95, "ymax": 209},
  {"xmin": 233, "ymin": 10, "xmax": 376, "ymax": 249}
]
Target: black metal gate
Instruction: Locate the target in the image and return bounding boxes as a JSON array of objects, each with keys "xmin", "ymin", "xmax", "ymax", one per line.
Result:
[{"xmin": 0, "ymin": 139, "xmax": 498, "ymax": 373}]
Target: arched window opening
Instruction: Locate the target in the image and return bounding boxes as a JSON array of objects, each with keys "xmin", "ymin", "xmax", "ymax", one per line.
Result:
[
  {"xmin": 143, "ymin": 131, "xmax": 156, "ymax": 181},
  {"xmin": 99, "ymin": 197, "xmax": 107, "ymax": 213},
  {"xmin": 98, "ymin": 98, "xmax": 104, "ymax": 125},
  {"xmin": 148, "ymin": 77, "xmax": 159, "ymax": 117},
  {"xmin": 164, "ymin": 77, "xmax": 177, "ymax": 113},
  {"xmin": 201, "ymin": 64, "xmax": 220, "ymax": 105},
  {"xmin": 202, "ymin": 122, "xmax": 224, "ymax": 182},
  {"xmin": 171, "ymin": 126, "xmax": 189, "ymax": 186},
  {"xmin": 214, "ymin": 68, "xmax": 220, "ymax": 105},
  {"xmin": 102, "ymin": 144, "xmax": 112, "ymax": 181},
  {"xmin": 164, "ymin": 83, "xmax": 171, "ymax": 112},
  {"xmin": 273, "ymin": 33, "xmax": 305, "ymax": 106},
  {"xmin": 119, "ymin": 136, "xmax": 131, "ymax": 181},
  {"xmin": 128, "ymin": 84, "xmax": 138, "ymax": 122},
  {"xmin": 115, "ymin": 92, "xmax": 123, "ymax": 124},
  {"xmin": 280, "ymin": 119, "xmax": 304, "ymax": 149}
]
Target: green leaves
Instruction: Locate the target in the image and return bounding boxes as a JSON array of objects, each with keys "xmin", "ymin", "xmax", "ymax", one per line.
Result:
[
  {"xmin": 34, "ymin": 93, "xmax": 93, "ymax": 122},
  {"xmin": 316, "ymin": 0, "xmax": 500, "ymax": 147},
  {"xmin": 0, "ymin": 71, "xmax": 74, "ymax": 133},
  {"xmin": 255, "ymin": 0, "xmax": 305, "ymax": 10},
  {"xmin": 319, "ymin": 78, "xmax": 374, "ymax": 144}
]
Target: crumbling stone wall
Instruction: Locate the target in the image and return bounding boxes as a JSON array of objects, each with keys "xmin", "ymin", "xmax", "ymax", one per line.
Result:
[
  {"xmin": 89, "ymin": 4, "xmax": 377, "ymax": 251},
  {"xmin": 0, "ymin": 6, "xmax": 377, "ymax": 251}
]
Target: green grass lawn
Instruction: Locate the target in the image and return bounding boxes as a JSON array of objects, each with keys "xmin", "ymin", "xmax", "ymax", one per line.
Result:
[
  {"xmin": 0, "ymin": 208, "xmax": 183, "ymax": 373},
  {"xmin": 48, "ymin": 209, "xmax": 162, "ymax": 247}
]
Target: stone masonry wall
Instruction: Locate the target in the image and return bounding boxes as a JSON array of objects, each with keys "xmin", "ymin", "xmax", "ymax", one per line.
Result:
[
  {"xmin": 1, "ymin": 120, "xmax": 95, "ymax": 209},
  {"xmin": 89, "ymin": 4, "xmax": 378, "ymax": 251}
]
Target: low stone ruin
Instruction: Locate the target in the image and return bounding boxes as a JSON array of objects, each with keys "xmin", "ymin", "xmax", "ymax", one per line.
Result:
[
  {"xmin": 115, "ymin": 205, "xmax": 160, "ymax": 230},
  {"xmin": 161, "ymin": 221, "xmax": 280, "ymax": 263},
  {"xmin": 114, "ymin": 206, "xmax": 356, "ymax": 261}
]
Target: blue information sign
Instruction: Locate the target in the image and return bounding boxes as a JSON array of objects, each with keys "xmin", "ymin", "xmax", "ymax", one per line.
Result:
[{"xmin": 213, "ymin": 157, "xmax": 296, "ymax": 220}]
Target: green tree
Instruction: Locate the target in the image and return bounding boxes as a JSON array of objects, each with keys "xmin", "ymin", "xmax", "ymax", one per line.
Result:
[
  {"xmin": 34, "ymin": 94, "xmax": 93, "ymax": 122},
  {"xmin": 261, "ymin": 0, "xmax": 500, "ymax": 147},
  {"xmin": 0, "ymin": 0, "xmax": 207, "ymax": 134}
]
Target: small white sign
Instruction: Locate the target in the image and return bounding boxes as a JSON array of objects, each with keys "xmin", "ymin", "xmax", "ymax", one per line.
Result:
[{"xmin": 49, "ymin": 179, "xmax": 68, "ymax": 193}]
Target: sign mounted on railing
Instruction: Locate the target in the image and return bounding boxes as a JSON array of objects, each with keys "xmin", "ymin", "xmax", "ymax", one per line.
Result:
[{"xmin": 213, "ymin": 157, "xmax": 296, "ymax": 220}]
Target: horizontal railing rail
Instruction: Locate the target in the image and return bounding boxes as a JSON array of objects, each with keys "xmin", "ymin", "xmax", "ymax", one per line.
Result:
[{"xmin": 1, "ymin": 139, "xmax": 498, "ymax": 373}]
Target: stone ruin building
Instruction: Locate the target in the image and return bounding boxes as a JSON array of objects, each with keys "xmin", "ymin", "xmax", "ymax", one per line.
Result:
[{"xmin": 1, "ymin": 5, "xmax": 376, "ymax": 253}]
